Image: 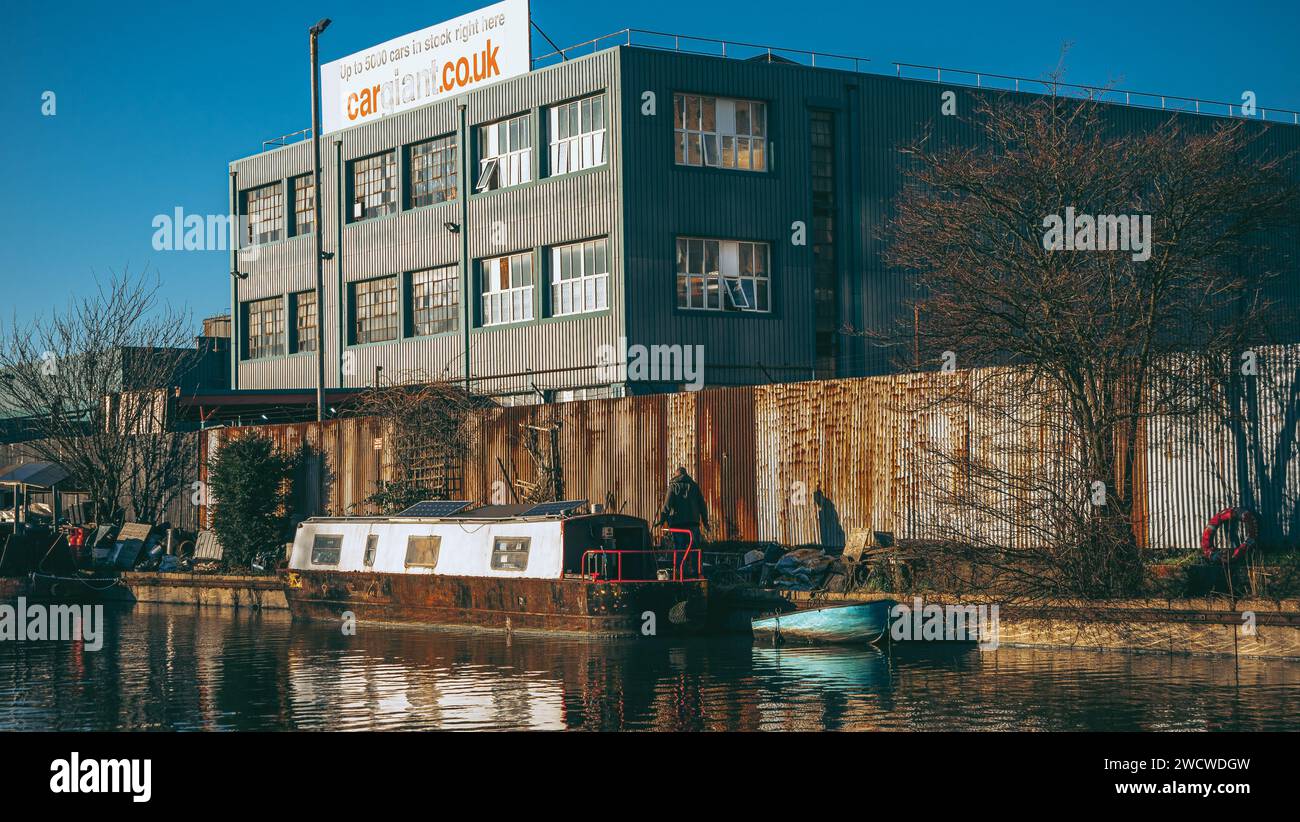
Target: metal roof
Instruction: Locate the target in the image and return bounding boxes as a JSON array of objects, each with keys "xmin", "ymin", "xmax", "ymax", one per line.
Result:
[{"xmin": 0, "ymin": 461, "xmax": 70, "ymax": 488}]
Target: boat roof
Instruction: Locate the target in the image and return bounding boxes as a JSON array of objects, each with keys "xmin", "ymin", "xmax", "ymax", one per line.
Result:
[{"xmin": 302, "ymin": 503, "xmax": 645, "ymax": 526}]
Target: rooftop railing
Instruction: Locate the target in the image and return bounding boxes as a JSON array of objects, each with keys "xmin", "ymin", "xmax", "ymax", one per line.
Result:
[
  {"xmin": 261, "ymin": 27, "xmax": 1299, "ymax": 149},
  {"xmin": 532, "ymin": 28, "xmax": 1300, "ymax": 126}
]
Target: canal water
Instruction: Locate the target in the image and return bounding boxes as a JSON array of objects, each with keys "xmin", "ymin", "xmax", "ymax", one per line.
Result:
[{"xmin": 2, "ymin": 604, "xmax": 1299, "ymax": 731}]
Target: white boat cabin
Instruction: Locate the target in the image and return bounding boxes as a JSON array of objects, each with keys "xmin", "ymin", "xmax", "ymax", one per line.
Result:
[{"xmin": 288, "ymin": 501, "xmax": 655, "ymax": 581}]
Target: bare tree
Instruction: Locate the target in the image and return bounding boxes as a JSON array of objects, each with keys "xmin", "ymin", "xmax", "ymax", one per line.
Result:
[
  {"xmin": 0, "ymin": 271, "xmax": 197, "ymax": 524},
  {"xmin": 869, "ymin": 84, "xmax": 1299, "ymax": 599}
]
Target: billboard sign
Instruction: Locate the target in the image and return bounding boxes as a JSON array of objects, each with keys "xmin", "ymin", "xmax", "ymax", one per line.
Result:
[{"xmin": 320, "ymin": 0, "xmax": 530, "ymax": 135}]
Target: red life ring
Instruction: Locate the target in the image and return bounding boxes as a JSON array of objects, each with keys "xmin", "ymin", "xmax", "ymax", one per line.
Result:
[{"xmin": 1201, "ymin": 507, "xmax": 1258, "ymax": 563}]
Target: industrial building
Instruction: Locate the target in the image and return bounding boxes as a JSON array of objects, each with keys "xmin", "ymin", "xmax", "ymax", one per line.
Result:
[{"xmin": 226, "ymin": 28, "xmax": 1300, "ymax": 405}]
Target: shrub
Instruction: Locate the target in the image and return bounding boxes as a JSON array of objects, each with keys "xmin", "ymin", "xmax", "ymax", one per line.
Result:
[{"xmin": 208, "ymin": 436, "xmax": 298, "ymax": 569}]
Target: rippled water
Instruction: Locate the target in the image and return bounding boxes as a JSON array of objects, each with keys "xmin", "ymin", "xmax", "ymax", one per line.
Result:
[{"xmin": 2, "ymin": 604, "xmax": 1299, "ymax": 731}]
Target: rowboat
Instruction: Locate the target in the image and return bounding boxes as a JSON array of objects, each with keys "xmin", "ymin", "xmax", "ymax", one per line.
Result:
[{"xmin": 751, "ymin": 599, "xmax": 898, "ymax": 646}]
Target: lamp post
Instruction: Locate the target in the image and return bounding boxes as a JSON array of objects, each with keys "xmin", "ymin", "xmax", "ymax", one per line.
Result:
[{"xmin": 309, "ymin": 17, "xmax": 331, "ymax": 422}]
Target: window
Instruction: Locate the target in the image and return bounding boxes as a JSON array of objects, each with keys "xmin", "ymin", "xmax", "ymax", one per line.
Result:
[
  {"xmin": 404, "ymin": 535, "xmax": 440, "ymax": 568},
  {"xmin": 554, "ymin": 386, "xmax": 613, "ymax": 403},
  {"xmin": 291, "ymin": 174, "xmax": 315, "ymax": 237},
  {"xmin": 310, "ymin": 534, "xmax": 343, "ymax": 565},
  {"xmin": 352, "ymin": 276, "xmax": 399, "ymax": 343},
  {"xmin": 673, "ymin": 94, "xmax": 767, "ymax": 171},
  {"xmin": 550, "ymin": 237, "xmax": 609, "ymax": 316},
  {"xmin": 363, "ymin": 534, "xmax": 379, "ymax": 567},
  {"xmin": 676, "ymin": 238, "xmax": 770, "ymax": 312},
  {"xmin": 409, "ymin": 135, "xmax": 458, "ymax": 207},
  {"xmin": 244, "ymin": 183, "xmax": 283, "ymax": 244},
  {"xmin": 410, "ymin": 266, "xmax": 459, "ymax": 336},
  {"xmin": 291, "ymin": 290, "xmax": 317, "ymax": 353},
  {"xmin": 490, "ymin": 537, "xmax": 530, "ymax": 571},
  {"xmin": 245, "ymin": 297, "xmax": 285, "ymax": 359},
  {"xmin": 351, "ymin": 150, "xmax": 397, "ymax": 221},
  {"xmin": 549, "ymin": 95, "xmax": 606, "ymax": 175},
  {"xmin": 477, "ymin": 113, "xmax": 532, "ymax": 191},
  {"xmin": 480, "ymin": 252, "xmax": 534, "ymax": 326}
]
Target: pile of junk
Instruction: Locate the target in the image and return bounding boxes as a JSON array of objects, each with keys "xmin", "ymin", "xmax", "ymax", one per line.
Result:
[{"xmin": 0, "ymin": 519, "xmax": 234, "ymax": 600}]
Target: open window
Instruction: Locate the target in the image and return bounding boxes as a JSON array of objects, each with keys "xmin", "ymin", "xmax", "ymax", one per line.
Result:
[
  {"xmin": 363, "ymin": 533, "xmax": 379, "ymax": 567},
  {"xmin": 475, "ymin": 157, "xmax": 500, "ymax": 192}
]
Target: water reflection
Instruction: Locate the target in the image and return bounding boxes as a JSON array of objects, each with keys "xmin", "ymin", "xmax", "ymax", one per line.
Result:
[{"xmin": 1, "ymin": 604, "xmax": 1298, "ymax": 731}]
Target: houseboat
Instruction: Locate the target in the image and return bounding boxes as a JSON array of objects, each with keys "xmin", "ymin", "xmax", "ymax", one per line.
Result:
[{"xmin": 283, "ymin": 500, "xmax": 708, "ymax": 637}]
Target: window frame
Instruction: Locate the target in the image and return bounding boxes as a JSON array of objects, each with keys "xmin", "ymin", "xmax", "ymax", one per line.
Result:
[
  {"xmin": 290, "ymin": 174, "xmax": 315, "ymax": 238},
  {"xmin": 490, "ymin": 536, "xmax": 531, "ymax": 571},
  {"xmin": 310, "ymin": 534, "xmax": 343, "ymax": 566},
  {"xmin": 290, "ymin": 289, "xmax": 318, "ymax": 354},
  {"xmin": 549, "ymin": 237, "xmax": 610, "ymax": 317},
  {"xmin": 244, "ymin": 296, "xmax": 286, "ymax": 360},
  {"xmin": 675, "ymin": 237, "xmax": 772, "ymax": 314},
  {"xmin": 243, "ymin": 182, "xmax": 284, "ymax": 245},
  {"xmin": 363, "ymin": 533, "xmax": 379, "ymax": 567},
  {"xmin": 408, "ymin": 265, "xmax": 459, "ymax": 338},
  {"xmin": 477, "ymin": 113, "xmax": 533, "ymax": 192},
  {"xmin": 404, "ymin": 535, "xmax": 441, "ymax": 569},
  {"xmin": 407, "ymin": 134, "xmax": 458, "ymax": 208},
  {"xmin": 673, "ymin": 93, "xmax": 769, "ymax": 172},
  {"xmin": 548, "ymin": 94, "xmax": 607, "ymax": 176},
  {"xmin": 479, "ymin": 251, "xmax": 535, "ymax": 327},
  {"xmin": 350, "ymin": 150, "xmax": 398, "ymax": 222},
  {"xmin": 350, "ymin": 275, "xmax": 400, "ymax": 344}
]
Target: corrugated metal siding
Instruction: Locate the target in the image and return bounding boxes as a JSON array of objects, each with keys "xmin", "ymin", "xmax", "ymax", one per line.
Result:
[
  {"xmin": 198, "ymin": 343, "xmax": 1300, "ymax": 552},
  {"xmin": 618, "ymin": 48, "xmax": 1300, "ymax": 381}
]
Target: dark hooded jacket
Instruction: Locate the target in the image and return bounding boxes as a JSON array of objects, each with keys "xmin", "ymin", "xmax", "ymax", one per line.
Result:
[{"xmin": 657, "ymin": 472, "xmax": 709, "ymax": 529}]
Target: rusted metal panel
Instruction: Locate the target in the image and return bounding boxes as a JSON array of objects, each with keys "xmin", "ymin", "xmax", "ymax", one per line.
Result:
[{"xmin": 200, "ymin": 342, "xmax": 1300, "ymax": 553}]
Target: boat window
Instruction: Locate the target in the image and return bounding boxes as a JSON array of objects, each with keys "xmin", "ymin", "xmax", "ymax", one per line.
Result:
[
  {"xmin": 405, "ymin": 535, "xmax": 441, "ymax": 568},
  {"xmin": 363, "ymin": 534, "xmax": 379, "ymax": 567},
  {"xmin": 490, "ymin": 537, "xmax": 530, "ymax": 571},
  {"xmin": 311, "ymin": 534, "xmax": 343, "ymax": 565}
]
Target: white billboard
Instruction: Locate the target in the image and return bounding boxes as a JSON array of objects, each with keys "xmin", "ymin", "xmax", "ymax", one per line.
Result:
[{"xmin": 320, "ymin": 0, "xmax": 531, "ymax": 135}]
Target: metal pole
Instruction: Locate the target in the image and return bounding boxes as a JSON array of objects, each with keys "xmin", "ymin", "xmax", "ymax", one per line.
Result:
[
  {"xmin": 310, "ymin": 18, "xmax": 332, "ymax": 422},
  {"xmin": 458, "ymin": 101, "xmax": 472, "ymax": 394}
]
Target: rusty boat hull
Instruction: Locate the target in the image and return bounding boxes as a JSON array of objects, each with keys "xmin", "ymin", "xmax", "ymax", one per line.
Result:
[{"xmin": 284, "ymin": 570, "xmax": 708, "ymax": 637}]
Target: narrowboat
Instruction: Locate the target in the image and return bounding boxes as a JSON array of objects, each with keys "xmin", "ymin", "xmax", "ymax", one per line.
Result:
[
  {"xmin": 283, "ymin": 500, "xmax": 708, "ymax": 637},
  {"xmin": 751, "ymin": 599, "xmax": 898, "ymax": 646}
]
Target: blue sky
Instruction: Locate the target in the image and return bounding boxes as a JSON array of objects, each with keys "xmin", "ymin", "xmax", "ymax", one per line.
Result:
[{"xmin": 3, "ymin": 0, "xmax": 1297, "ymax": 328}]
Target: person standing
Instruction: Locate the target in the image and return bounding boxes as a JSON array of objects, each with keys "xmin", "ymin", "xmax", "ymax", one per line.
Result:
[{"xmin": 654, "ymin": 467, "xmax": 709, "ymax": 577}]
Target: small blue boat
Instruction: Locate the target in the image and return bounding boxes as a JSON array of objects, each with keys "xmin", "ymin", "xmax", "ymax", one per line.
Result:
[{"xmin": 751, "ymin": 599, "xmax": 898, "ymax": 646}]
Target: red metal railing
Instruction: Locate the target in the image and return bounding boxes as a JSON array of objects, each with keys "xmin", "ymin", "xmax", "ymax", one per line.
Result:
[{"xmin": 579, "ymin": 545, "xmax": 703, "ymax": 582}]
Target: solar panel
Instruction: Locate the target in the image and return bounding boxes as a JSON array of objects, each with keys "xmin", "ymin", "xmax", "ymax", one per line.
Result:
[
  {"xmin": 397, "ymin": 500, "xmax": 474, "ymax": 517},
  {"xmin": 521, "ymin": 499, "xmax": 588, "ymax": 517}
]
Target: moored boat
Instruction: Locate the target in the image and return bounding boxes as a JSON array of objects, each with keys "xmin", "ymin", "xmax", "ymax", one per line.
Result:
[
  {"xmin": 751, "ymin": 599, "xmax": 898, "ymax": 646},
  {"xmin": 283, "ymin": 500, "xmax": 708, "ymax": 637}
]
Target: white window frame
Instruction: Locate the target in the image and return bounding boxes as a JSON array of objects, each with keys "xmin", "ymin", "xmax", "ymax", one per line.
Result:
[
  {"xmin": 480, "ymin": 252, "xmax": 535, "ymax": 326},
  {"xmin": 676, "ymin": 238, "xmax": 771, "ymax": 313},
  {"xmin": 674, "ymin": 94, "xmax": 768, "ymax": 171},
  {"xmin": 550, "ymin": 237, "xmax": 609, "ymax": 316},
  {"xmin": 549, "ymin": 95, "xmax": 607, "ymax": 176},
  {"xmin": 478, "ymin": 113, "xmax": 532, "ymax": 191}
]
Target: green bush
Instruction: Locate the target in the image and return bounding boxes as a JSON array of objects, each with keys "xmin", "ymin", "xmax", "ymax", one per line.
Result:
[{"xmin": 208, "ymin": 436, "xmax": 298, "ymax": 569}]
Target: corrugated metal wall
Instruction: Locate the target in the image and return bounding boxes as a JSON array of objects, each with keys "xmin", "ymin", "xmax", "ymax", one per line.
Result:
[
  {"xmin": 200, "ymin": 344, "xmax": 1300, "ymax": 552},
  {"xmin": 230, "ymin": 49, "xmax": 624, "ymax": 396}
]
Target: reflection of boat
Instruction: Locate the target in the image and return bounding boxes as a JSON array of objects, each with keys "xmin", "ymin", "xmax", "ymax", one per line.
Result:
[
  {"xmin": 751, "ymin": 600, "xmax": 897, "ymax": 646},
  {"xmin": 751, "ymin": 645, "xmax": 890, "ymax": 692},
  {"xmin": 284, "ymin": 501, "xmax": 707, "ymax": 637}
]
